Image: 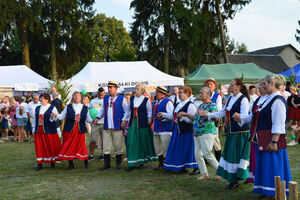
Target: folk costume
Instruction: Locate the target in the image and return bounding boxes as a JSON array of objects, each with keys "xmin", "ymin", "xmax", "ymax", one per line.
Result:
[
  {"xmin": 32, "ymin": 104, "xmax": 62, "ymax": 170},
  {"xmin": 123, "ymin": 95, "xmax": 157, "ymax": 168},
  {"xmin": 239, "ymin": 95, "xmax": 267, "ymax": 183},
  {"xmin": 163, "ymin": 99, "xmax": 198, "ymax": 172},
  {"xmin": 253, "ymin": 91, "xmax": 292, "ymax": 197},
  {"xmin": 208, "ymin": 92, "xmax": 250, "ymax": 187},
  {"xmin": 152, "ymin": 94, "xmax": 174, "ymax": 170},
  {"xmin": 57, "ymin": 103, "xmax": 92, "ymax": 169},
  {"xmin": 96, "ymin": 92, "xmax": 128, "ymax": 170}
]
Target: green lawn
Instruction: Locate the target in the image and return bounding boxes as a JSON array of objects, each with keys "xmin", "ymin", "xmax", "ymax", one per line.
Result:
[{"xmin": 0, "ymin": 133, "xmax": 299, "ymax": 200}]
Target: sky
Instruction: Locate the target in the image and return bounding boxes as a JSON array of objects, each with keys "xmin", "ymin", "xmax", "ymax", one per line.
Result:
[{"xmin": 94, "ymin": 0, "xmax": 300, "ymax": 52}]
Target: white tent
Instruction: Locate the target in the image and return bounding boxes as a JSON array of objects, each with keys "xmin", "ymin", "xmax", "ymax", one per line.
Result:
[
  {"xmin": 0, "ymin": 65, "xmax": 51, "ymax": 91},
  {"xmin": 67, "ymin": 61, "xmax": 184, "ymax": 92}
]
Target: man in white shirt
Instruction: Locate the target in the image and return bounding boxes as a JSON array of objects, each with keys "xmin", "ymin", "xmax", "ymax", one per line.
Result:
[
  {"xmin": 204, "ymin": 78, "xmax": 222, "ymax": 161},
  {"xmin": 16, "ymin": 96, "xmax": 29, "ymax": 142},
  {"xmin": 28, "ymin": 95, "xmax": 41, "ymax": 119},
  {"xmin": 50, "ymin": 86, "xmax": 61, "ymax": 100},
  {"xmin": 94, "ymin": 81, "xmax": 128, "ymax": 170},
  {"xmin": 152, "ymin": 86, "xmax": 174, "ymax": 170},
  {"xmin": 89, "ymin": 87, "xmax": 105, "ymax": 160},
  {"xmin": 249, "ymin": 85, "xmax": 258, "ymax": 111},
  {"xmin": 169, "ymin": 87, "xmax": 180, "ymax": 106}
]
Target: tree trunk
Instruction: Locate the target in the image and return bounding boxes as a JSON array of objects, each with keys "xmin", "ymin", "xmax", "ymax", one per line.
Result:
[
  {"xmin": 216, "ymin": 0, "xmax": 229, "ymax": 63},
  {"xmin": 50, "ymin": 3, "xmax": 57, "ymax": 81},
  {"xmin": 163, "ymin": 0, "xmax": 170, "ymax": 74},
  {"xmin": 18, "ymin": 0, "xmax": 30, "ymax": 68}
]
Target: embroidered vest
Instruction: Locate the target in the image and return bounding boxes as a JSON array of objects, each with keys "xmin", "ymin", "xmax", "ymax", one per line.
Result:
[
  {"xmin": 35, "ymin": 105, "xmax": 57, "ymax": 134},
  {"xmin": 152, "ymin": 98, "xmax": 173, "ymax": 132},
  {"xmin": 63, "ymin": 104, "xmax": 88, "ymax": 133}
]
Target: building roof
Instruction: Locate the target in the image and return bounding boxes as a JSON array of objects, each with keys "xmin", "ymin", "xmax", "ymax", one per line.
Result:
[
  {"xmin": 247, "ymin": 44, "xmax": 300, "ymax": 55},
  {"xmin": 228, "ymin": 54, "xmax": 290, "ymax": 74}
]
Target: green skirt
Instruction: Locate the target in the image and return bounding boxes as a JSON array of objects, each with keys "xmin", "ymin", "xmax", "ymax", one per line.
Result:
[
  {"xmin": 127, "ymin": 119, "xmax": 158, "ymax": 166},
  {"xmin": 216, "ymin": 129, "xmax": 250, "ymax": 183}
]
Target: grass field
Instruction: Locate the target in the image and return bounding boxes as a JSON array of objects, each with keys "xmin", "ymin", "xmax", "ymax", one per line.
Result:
[{"xmin": 0, "ymin": 133, "xmax": 299, "ymax": 200}]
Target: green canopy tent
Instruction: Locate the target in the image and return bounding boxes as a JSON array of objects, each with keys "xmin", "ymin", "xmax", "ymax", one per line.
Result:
[{"xmin": 185, "ymin": 63, "xmax": 274, "ymax": 92}]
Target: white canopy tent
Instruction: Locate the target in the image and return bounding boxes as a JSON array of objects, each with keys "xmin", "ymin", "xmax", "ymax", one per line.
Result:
[
  {"xmin": 0, "ymin": 65, "xmax": 51, "ymax": 91},
  {"xmin": 67, "ymin": 61, "xmax": 184, "ymax": 92}
]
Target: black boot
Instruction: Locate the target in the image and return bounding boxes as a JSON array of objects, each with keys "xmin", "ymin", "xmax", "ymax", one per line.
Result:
[
  {"xmin": 36, "ymin": 164, "xmax": 42, "ymax": 171},
  {"xmin": 154, "ymin": 155, "xmax": 163, "ymax": 170},
  {"xmin": 84, "ymin": 160, "xmax": 89, "ymax": 169},
  {"xmin": 116, "ymin": 154, "xmax": 122, "ymax": 169},
  {"xmin": 51, "ymin": 163, "xmax": 55, "ymax": 169},
  {"xmin": 68, "ymin": 161, "xmax": 74, "ymax": 170},
  {"xmin": 215, "ymin": 150, "xmax": 222, "ymax": 162},
  {"xmin": 99, "ymin": 154, "xmax": 111, "ymax": 170}
]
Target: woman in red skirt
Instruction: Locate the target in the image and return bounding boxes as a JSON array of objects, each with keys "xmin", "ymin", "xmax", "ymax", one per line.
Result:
[
  {"xmin": 33, "ymin": 93, "xmax": 62, "ymax": 171},
  {"xmin": 53, "ymin": 92, "xmax": 92, "ymax": 169}
]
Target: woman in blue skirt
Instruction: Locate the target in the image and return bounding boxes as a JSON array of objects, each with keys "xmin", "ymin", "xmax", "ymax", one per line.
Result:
[
  {"xmin": 253, "ymin": 74, "xmax": 292, "ymax": 200},
  {"xmin": 163, "ymin": 86, "xmax": 198, "ymax": 173}
]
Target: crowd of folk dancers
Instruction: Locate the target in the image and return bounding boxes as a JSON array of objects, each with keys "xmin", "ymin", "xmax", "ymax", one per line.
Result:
[{"xmin": 0, "ymin": 75, "xmax": 296, "ymax": 200}]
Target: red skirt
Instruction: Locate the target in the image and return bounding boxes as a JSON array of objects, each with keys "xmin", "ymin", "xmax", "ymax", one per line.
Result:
[
  {"xmin": 290, "ymin": 107, "xmax": 300, "ymax": 120},
  {"xmin": 58, "ymin": 122, "xmax": 88, "ymax": 161},
  {"xmin": 34, "ymin": 126, "xmax": 62, "ymax": 164}
]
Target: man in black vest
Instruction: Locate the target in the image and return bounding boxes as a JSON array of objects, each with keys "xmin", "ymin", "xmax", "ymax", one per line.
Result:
[{"xmin": 51, "ymin": 92, "xmax": 63, "ymax": 136}]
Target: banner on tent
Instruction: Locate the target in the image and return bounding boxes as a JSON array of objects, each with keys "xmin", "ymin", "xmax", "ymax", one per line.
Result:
[
  {"xmin": 14, "ymin": 83, "xmax": 39, "ymax": 91},
  {"xmin": 98, "ymin": 81, "xmax": 149, "ymax": 88}
]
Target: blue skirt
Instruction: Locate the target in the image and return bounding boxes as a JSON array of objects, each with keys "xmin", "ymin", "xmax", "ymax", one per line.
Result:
[
  {"xmin": 254, "ymin": 145, "xmax": 292, "ymax": 197},
  {"xmin": 1, "ymin": 118, "xmax": 8, "ymax": 129},
  {"xmin": 163, "ymin": 124, "xmax": 198, "ymax": 171}
]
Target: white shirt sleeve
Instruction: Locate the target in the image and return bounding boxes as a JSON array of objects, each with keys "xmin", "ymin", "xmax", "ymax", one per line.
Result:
[
  {"xmin": 122, "ymin": 97, "xmax": 129, "ymax": 114},
  {"xmin": 208, "ymin": 105, "xmax": 226, "ymax": 120},
  {"xmin": 122, "ymin": 100, "xmax": 131, "ymax": 121},
  {"xmin": 96, "ymin": 102, "xmax": 105, "ymax": 119},
  {"xmin": 32, "ymin": 109, "xmax": 37, "ymax": 132},
  {"xmin": 238, "ymin": 97, "xmax": 250, "ymax": 127},
  {"xmin": 50, "ymin": 107, "xmax": 58, "ymax": 122},
  {"xmin": 161, "ymin": 101, "xmax": 174, "ymax": 121},
  {"xmin": 86, "ymin": 110, "xmax": 93, "ymax": 123},
  {"xmin": 271, "ymin": 99, "xmax": 286, "ymax": 134},
  {"xmin": 180, "ymin": 103, "xmax": 196, "ymax": 124},
  {"xmin": 57, "ymin": 106, "xmax": 67, "ymax": 120},
  {"xmin": 146, "ymin": 99, "xmax": 152, "ymax": 118},
  {"xmin": 239, "ymin": 113, "xmax": 253, "ymax": 127},
  {"xmin": 216, "ymin": 95, "xmax": 223, "ymax": 111}
]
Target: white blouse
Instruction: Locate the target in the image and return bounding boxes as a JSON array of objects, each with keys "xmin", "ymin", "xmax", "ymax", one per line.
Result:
[
  {"xmin": 32, "ymin": 104, "xmax": 58, "ymax": 132},
  {"xmin": 258, "ymin": 91, "xmax": 286, "ymax": 134},
  {"xmin": 58, "ymin": 103, "xmax": 93, "ymax": 123},
  {"xmin": 172, "ymin": 99, "xmax": 196, "ymax": 124},
  {"xmin": 123, "ymin": 95, "xmax": 152, "ymax": 121},
  {"xmin": 240, "ymin": 95, "xmax": 268, "ymax": 126},
  {"xmin": 208, "ymin": 92, "xmax": 250, "ymax": 127}
]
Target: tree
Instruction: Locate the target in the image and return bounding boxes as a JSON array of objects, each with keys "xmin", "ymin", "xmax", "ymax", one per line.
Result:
[
  {"xmin": 39, "ymin": 0, "xmax": 95, "ymax": 80},
  {"xmin": 0, "ymin": 0, "xmax": 42, "ymax": 68},
  {"xmin": 91, "ymin": 13, "xmax": 136, "ymax": 62},
  {"xmin": 130, "ymin": 0, "xmax": 251, "ymax": 77}
]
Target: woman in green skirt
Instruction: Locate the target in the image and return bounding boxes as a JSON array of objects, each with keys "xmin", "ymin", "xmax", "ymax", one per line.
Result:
[
  {"xmin": 200, "ymin": 79, "xmax": 250, "ymax": 190},
  {"xmin": 122, "ymin": 84, "xmax": 157, "ymax": 171}
]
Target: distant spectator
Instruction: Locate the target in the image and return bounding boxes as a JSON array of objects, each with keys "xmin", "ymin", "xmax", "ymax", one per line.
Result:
[
  {"xmin": 280, "ymin": 85, "xmax": 291, "ymax": 100},
  {"xmin": 8, "ymin": 97, "xmax": 19, "ymax": 142},
  {"xmin": 249, "ymin": 85, "xmax": 258, "ymax": 110},
  {"xmin": 16, "ymin": 96, "xmax": 29, "ymax": 142},
  {"xmin": 1, "ymin": 107, "xmax": 10, "ymax": 141},
  {"xmin": 50, "ymin": 87, "xmax": 61, "ymax": 100}
]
